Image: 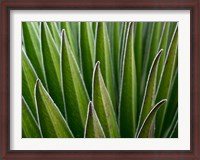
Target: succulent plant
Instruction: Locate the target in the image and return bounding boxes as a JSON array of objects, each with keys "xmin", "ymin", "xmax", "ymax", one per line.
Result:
[{"xmin": 22, "ymin": 22, "xmax": 178, "ymax": 138}]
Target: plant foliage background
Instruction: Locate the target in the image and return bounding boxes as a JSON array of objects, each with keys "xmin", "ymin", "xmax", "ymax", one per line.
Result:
[{"xmin": 22, "ymin": 22, "xmax": 178, "ymax": 138}]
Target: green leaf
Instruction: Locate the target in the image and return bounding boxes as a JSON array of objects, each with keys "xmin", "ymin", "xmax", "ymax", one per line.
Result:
[
  {"xmin": 32, "ymin": 22, "xmax": 40, "ymax": 35},
  {"xmin": 84, "ymin": 101, "xmax": 105, "ymax": 138},
  {"xmin": 106, "ymin": 22, "xmax": 114, "ymax": 56},
  {"xmin": 119, "ymin": 22, "xmax": 129, "ymax": 84},
  {"xmin": 22, "ymin": 97, "xmax": 42, "ymax": 138},
  {"xmin": 156, "ymin": 25, "xmax": 178, "ymax": 137},
  {"xmin": 92, "ymin": 22, "xmax": 97, "ymax": 37},
  {"xmin": 134, "ymin": 22, "xmax": 144, "ymax": 88},
  {"xmin": 80, "ymin": 22, "xmax": 95, "ymax": 97},
  {"xmin": 137, "ymin": 49, "xmax": 163, "ymax": 131},
  {"xmin": 134, "ymin": 22, "xmax": 144, "ymax": 120},
  {"xmin": 61, "ymin": 30, "xmax": 89, "ymax": 137},
  {"xmin": 119, "ymin": 23, "xmax": 137, "ymax": 137},
  {"xmin": 170, "ymin": 119, "xmax": 178, "ymax": 138},
  {"xmin": 139, "ymin": 23, "xmax": 163, "ymax": 108},
  {"xmin": 70, "ymin": 22, "xmax": 79, "ymax": 42},
  {"xmin": 96, "ymin": 22, "xmax": 116, "ymax": 110},
  {"xmin": 35, "ymin": 80, "xmax": 73, "ymax": 138},
  {"xmin": 161, "ymin": 69, "xmax": 178, "ymax": 136},
  {"xmin": 22, "ymin": 22, "xmax": 46, "ymax": 87},
  {"xmin": 157, "ymin": 22, "xmax": 170, "ymax": 83},
  {"xmin": 163, "ymin": 108, "xmax": 178, "ymax": 138},
  {"xmin": 147, "ymin": 22, "xmax": 163, "ymax": 74},
  {"xmin": 137, "ymin": 99, "xmax": 167, "ymax": 138},
  {"xmin": 167, "ymin": 22, "xmax": 177, "ymax": 48},
  {"xmin": 22, "ymin": 49, "xmax": 38, "ymax": 119},
  {"xmin": 112, "ymin": 22, "xmax": 121, "ymax": 98},
  {"xmin": 140, "ymin": 23, "xmax": 155, "ymax": 107},
  {"xmin": 61, "ymin": 22, "xmax": 79, "ymax": 66},
  {"xmin": 41, "ymin": 22, "xmax": 65, "ymax": 118},
  {"xmin": 92, "ymin": 62, "xmax": 120, "ymax": 138},
  {"xmin": 47, "ymin": 22, "xmax": 61, "ymax": 50}
]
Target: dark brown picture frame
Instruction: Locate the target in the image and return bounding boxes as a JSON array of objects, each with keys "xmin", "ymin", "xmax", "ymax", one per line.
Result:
[{"xmin": 0, "ymin": 0, "xmax": 200, "ymax": 159}]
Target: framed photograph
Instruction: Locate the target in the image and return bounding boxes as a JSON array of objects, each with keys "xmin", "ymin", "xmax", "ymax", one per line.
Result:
[{"xmin": 0, "ymin": 0, "xmax": 199, "ymax": 159}]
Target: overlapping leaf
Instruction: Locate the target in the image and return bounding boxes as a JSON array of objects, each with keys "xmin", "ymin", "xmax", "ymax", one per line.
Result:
[
  {"xmin": 112, "ymin": 22, "xmax": 121, "ymax": 97},
  {"xmin": 139, "ymin": 22, "xmax": 154, "ymax": 109},
  {"xmin": 22, "ymin": 49, "xmax": 37, "ymax": 119},
  {"xmin": 41, "ymin": 22, "xmax": 65, "ymax": 117},
  {"xmin": 35, "ymin": 80, "xmax": 73, "ymax": 138},
  {"xmin": 134, "ymin": 22, "xmax": 144, "ymax": 89},
  {"xmin": 157, "ymin": 22, "xmax": 170, "ymax": 82},
  {"xmin": 22, "ymin": 22, "xmax": 178, "ymax": 139},
  {"xmin": 61, "ymin": 22, "xmax": 79, "ymax": 66},
  {"xmin": 147, "ymin": 22, "xmax": 163, "ymax": 73},
  {"xmin": 156, "ymin": 25, "xmax": 178, "ymax": 137},
  {"xmin": 22, "ymin": 22, "xmax": 46, "ymax": 87},
  {"xmin": 137, "ymin": 49, "xmax": 163, "ymax": 132},
  {"xmin": 47, "ymin": 22, "xmax": 61, "ymax": 49},
  {"xmin": 92, "ymin": 62, "xmax": 119, "ymax": 138},
  {"xmin": 61, "ymin": 30, "xmax": 89, "ymax": 137},
  {"xmin": 96, "ymin": 22, "xmax": 116, "ymax": 110},
  {"xmin": 119, "ymin": 23, "xmax": 137, "ymax": 137},
  {"xmin": 80, "ymin": 22, "xmax": 95, "ymax": 97}
]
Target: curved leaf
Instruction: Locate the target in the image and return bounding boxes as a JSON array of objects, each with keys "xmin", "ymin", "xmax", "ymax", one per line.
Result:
[
  {"xmin": 139, "ymin": 23, "xmax": 154, "ymax": 108},
  {"xmin": 22, "ymin": 97, "xmax": 42, "ymax": 138},
  {"xmin": 156, "ymin": 25, "xmax": 178, "ymax": 137},
  {"xmin": 22, "ymin": 49, "xmax": 37, "ymax": 119},
  {"xmin": 22, "ymin": 22, "xmax": 46, "ymax": 87},
  {"xmin": 96, "ymin": 22, "xmax": 116, "ymax": 110},
  {"xmin": 92, "ymin": 62, "xmax": 120, "ymax": 138},
  {"xmin": 61, "ymin": 30, "xmax": 89, "ymax": 137},
  {"xmin": 35, "ymin": 80, "xmax": 73, "ymax": 138},
  {"xmin": 137, "ymin": 49, "xmax": 163, "ymax": 131},
  {"xmin": 119, "ymin": 23, "xmax": 137, "ymax": 137},
  {"xmin": 137, "ymin": 99, "xmax": 167, "ymax": 138},
  {"xmin": 41, "ymin": 22, "xmax": 65, "ymax": 117},
  {"xmin": 84, "ymin": 101, "xmax": 105, "ymax": 138},
  {"xmin": 80, "ymin": 22, "xmax": 95, "ymax": 97}
]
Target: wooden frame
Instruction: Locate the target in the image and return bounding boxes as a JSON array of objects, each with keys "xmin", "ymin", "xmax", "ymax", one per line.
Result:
[{"xmin": 0, "ymin": 0, "xmax": 199, "ymax": 159}]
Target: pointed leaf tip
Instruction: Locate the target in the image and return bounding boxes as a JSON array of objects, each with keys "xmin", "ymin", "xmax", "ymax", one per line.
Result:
[
  {"xmin": 84, "ymin": 101, "xmax": 105, "ymax": 138},
  {"xmin": 138, "ymin": 48, "xmax": 163, "ymax": 129},
  {"xmin": 92, "ymin": 62, "xmax": 119, "ymax": 138},
  {"xmin": 137, "ymin": 99, "xmax": 167, "ymax": 138},
  {"xmin": 61, "ymin": 29, "xmax": 66, "ymax": 40},
  {"xmin": 93, "ymin": 61, "xmax": 100, "ymax": 73},
  {"xmin": 61, "ymin": 29, "xmax": 89, "ymax": 137},
  {"xmin": 96, "ymin": 22, "xmax": 116, "ymax": 109},
  {"xmin": 88, "ymin": 101, "xmax": 93, "ymax": 115}
]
